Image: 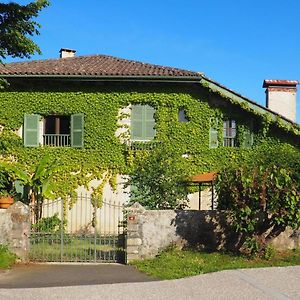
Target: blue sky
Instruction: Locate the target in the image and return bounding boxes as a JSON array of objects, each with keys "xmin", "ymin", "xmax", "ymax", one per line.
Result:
[{"xmin": 5, "ymin": 0, "xmax": 300, "ymax": 122}]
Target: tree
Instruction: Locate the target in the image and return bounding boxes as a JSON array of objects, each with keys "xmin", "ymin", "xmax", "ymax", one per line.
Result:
[
  {"xmin": 0, "ymin": 0, "xmax": 49, "ymax": 88},
  {"xmin": 127, "ymin": 147, "xmax": 189, "ymax": 209},
  {"xmin": 0, "ymin": 155, "xmax": 58, "ymax": 222}
]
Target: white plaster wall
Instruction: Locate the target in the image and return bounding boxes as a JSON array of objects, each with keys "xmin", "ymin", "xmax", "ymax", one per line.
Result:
[
  {"xmin": 16, "ymin": 125, "xmax": 22, "ymax": 138},
  {"xmin": 268, "ymin": 90, "xmax": 296, "ymax": 122},
  {"xmin": 188, "ymin": 188, "xmax": 215, "ymax": 210},
  {"xmin": 39, "ymin": 120, "xmax": 44, "ymax": 145},
  {"xmin": 41, "ymin": 174, "xmax": 130, "ymax": 234}
]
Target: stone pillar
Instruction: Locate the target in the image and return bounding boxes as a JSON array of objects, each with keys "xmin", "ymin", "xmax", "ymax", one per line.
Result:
[
  {"xmin": 1, "ymin": 201, "xmax": 30, "ymax": 261},
  {"xmin": 126, "ymin": 202, "xmax": 145, "ymax": 263}
]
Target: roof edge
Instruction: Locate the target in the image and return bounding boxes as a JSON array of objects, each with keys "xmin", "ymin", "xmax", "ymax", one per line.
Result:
[
  {"xmin": 201, "ymin": 75, "xmax": 299, "ymax": 127},
  {"xmin": 0, "ymin": 74, "xmax": 202, "ymax": 82}
]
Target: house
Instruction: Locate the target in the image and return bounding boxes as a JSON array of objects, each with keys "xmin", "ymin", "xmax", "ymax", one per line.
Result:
[{"xmin": 0, "ymin": 48, "xmax": 299, "ymax": 212}]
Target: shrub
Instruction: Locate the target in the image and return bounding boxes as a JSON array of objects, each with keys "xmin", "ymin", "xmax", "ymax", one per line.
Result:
[
  {"xmin": 216, "ymin": 162, "xmax": 300, "ymax": 257},
  {"xmin": 31, "ymin": 214, "xmax": 72, "ymax": 244},
  {"xmin": 31, "ymin": 213, "xmax": 61, "ymax": 232},
  {"xmin": 127, "ymin": 147, "xmax": 189, "ymax": 209},
  {"xmin": 0, "ymin": 244, "xmax": 16, "ymax": 269}
]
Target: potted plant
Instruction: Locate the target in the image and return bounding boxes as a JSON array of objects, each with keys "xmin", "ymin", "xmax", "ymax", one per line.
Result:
[
  {"xmin": 0, "ymin": 169, "xmax": 15, "ymax": 209},
  {"xmin": 0, "ymin": 191, "xmax": 14, "ymax": 209}
]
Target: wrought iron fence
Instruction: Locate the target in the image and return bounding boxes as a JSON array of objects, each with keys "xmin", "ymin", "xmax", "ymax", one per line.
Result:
[{"xmin": 29, "ymin": 194, "xmax": 125, "ymax": 263}]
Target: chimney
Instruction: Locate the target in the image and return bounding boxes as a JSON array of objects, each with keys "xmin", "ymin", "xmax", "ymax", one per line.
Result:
[
  {"xmin": 59, "ymin": 48, "xmax": 76, "ymax": 58},
  {"xmin": 263, "ymin": 79, "xmax": 299, "ymax": 122}
]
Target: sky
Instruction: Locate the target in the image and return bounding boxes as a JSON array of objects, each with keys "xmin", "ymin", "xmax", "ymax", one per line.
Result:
[{"xmin": 4, "ymin": 0, "xmax": 300, "ymax": 122}]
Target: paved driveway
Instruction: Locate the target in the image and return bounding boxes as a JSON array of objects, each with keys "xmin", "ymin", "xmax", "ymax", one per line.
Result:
[
  {"xmin": 0, "ymin": 265, "xmax": 299, "ymax": 299},
  {"xmin": 0, "ymin": 263, "xmax": 156, "ymax": 288}
]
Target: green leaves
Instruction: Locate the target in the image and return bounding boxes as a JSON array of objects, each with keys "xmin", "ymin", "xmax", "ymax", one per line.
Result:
[
  {"xmin": 0, "ymin": 0, "xmax": 49, "ymax": 61},
  {"xmin": 216, "ymin": 152, "xmax": 300, "ymax": 257},
  {"xmin": 0, "ymin": 87, "xmax": 299, "ymax": 208},
  {"xmin": 127, "ymin": 146, "xmax": 190, "ymax": 209},
  {"xmin": 0, "ymin": 155, "xmax": 57, "ymax": 203}
]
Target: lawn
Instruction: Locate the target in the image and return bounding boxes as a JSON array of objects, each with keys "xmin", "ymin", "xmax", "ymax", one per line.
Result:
[
  {"xmin": 0, "ymin": 245, "xmax": 16, "ymax": 269},
  {"xmin": 131, "ymin": 247, "xmax": 300, "ymax": 280}
]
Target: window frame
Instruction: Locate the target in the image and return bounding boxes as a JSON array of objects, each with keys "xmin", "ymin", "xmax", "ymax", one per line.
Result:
[
  {"xmin": 23, "ymin": 113, "xmax": 84, "ymax": 148},
  {"xmin": 223, "ymin": 119, "xmax": 237, "ymax": 147}
]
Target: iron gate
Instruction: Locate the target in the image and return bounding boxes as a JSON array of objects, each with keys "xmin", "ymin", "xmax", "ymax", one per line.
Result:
[{"xmin": 29, "ymin": 194, "xmax": 126, "ymax": 263}]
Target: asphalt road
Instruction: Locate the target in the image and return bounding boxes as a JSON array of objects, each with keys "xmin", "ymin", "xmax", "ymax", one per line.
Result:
[
  {"xmin": 0, "ymin": 263, "xmax": 156, "ymax": 288},
  {"xmin": 0, "ymin": 264, "xmax": 299, "ymax": 300}
]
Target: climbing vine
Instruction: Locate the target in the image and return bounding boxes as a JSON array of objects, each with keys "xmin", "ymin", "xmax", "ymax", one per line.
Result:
[{"xmin": 0, "ymin": 81, "xmax": 299, "ymax": 201}]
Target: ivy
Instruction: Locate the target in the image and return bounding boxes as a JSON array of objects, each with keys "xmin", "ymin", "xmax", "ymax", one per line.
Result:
[{"xmin": 0, "ymin": 82, "xmax": 299, "ymax": 201}]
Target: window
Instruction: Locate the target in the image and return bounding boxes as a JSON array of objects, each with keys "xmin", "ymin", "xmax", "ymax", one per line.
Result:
[
  {"xmin": 23, "ymin": 114, "xmax": 84, "ymax": 148},
  {"xmin": 178, "ymin": 108, "xmax": 188, "ymax": 122},
  {"xmin": 223, "ymin": 119, "xmax": 236, "ymax": 147},
  {"xmin": 131, "ymin": 105, "xmax": 156, "ymax": 141},
  {"xmin": 43, "ymin": 116, "xmax": 70, "ymax": 146}
]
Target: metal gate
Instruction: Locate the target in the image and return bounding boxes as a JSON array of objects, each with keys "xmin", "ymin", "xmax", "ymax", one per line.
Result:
[{"xmin": 29, "ymin": 195, "xmax": 126, "ymax": 263}]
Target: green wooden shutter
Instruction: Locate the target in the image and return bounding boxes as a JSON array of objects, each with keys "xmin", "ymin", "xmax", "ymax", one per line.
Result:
[
  {"xmin": 14, "ymin": 180, "xmax": 24, "ymax": 198},
  {"xmin": 209, "ymin": 117, "xmax": 219, "ymax": 148},
  {"xmin": 131, "ymin": 105, "xmax": 143, "ymax": 140},
  {"xmin": 243, "ymin": 127, "xmax": 254, "ymax": 148},
  {"xmin": 71, "ymin": 113, "xmax": 84, "ymax": 148},
  {"xmin": 145, "ymin": 105, "xmax": 156, "ymax": 140},
  {"xmin": 24, "ymin": 114, "xmax": 40, "ymax": 147},
  {"xmin": 131, "ymin": 105, "xmax": 156, "ymax": 140}
]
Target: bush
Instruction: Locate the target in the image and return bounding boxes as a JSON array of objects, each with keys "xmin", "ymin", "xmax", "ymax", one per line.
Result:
[
  {"xmin": 32, "ymin": 213, "xmax": 61, "ymax": 232},
  {"xmin": 0, "ymin": 244, "xmax": 16, "ymax": 269},
  {"xmin": 31, "ymin": 214, "xmax": 72, "ymax": 244},
  {"xmin": 216, "ymin": 157, "xmax": 300, "ymax": 257},
  {"xmin": 127, "ymin": 147, "xmax": 189, "ymax": 209}
]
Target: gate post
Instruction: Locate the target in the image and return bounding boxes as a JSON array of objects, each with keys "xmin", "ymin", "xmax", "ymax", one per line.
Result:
[
  {"xmin": 0, "ymin": 201, "xmax": 30, "ymax": 261},
  {"xmin": 126, "ymin": 202, "xmax": 145, "ymax": 263}
]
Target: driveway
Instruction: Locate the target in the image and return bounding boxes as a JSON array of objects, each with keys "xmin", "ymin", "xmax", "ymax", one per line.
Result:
[
  {"xmin": 0, "ymin": 264, "xmax": 299, "ymax": 299},
  {"xmin": 0, "ymin": 263, "xmax": 156, "ymax": 288}
]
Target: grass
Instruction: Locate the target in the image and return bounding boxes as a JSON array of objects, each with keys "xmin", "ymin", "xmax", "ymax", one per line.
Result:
[
  {"xmin": 0, "ymin": 245, "xmax": 16, "ymax": 269},
  {"xmin": 131, "ymin": 247, "xmax": 300, "ymax": 280}
]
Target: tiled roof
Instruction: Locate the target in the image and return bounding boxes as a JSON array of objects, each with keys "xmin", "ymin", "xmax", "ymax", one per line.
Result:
[{"xmin": 0, "ymin": 54, "xmax": 201, "ymax": 78}]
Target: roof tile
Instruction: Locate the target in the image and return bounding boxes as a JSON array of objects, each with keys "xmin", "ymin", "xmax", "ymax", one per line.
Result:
[{"xmin": 0, "ymin": 54, "xmax": 200, "ymax": 78}]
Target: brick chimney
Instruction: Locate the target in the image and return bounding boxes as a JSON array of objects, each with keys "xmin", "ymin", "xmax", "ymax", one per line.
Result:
[
  {"xmin": 263, "ymin": 79, "xmax": 299, "ymax": 122},
  {"xmin": 59, "ymin": 48, "xmax": 76, "ymax": 58}
]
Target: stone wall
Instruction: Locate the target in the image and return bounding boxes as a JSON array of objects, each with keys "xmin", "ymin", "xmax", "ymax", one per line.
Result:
[
  {"xmin": 126, "ymin": 203, "xmax": 300, "ymax": 262},
  {"xmin": 0, "ymin": 201, "xmax": 30, "ymax": 261}
]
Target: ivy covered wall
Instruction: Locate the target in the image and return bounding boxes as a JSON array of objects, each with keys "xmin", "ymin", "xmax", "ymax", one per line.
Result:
[{"xmin": 0, "ymin": 80, "xmax": 299, "ymax": 198}]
